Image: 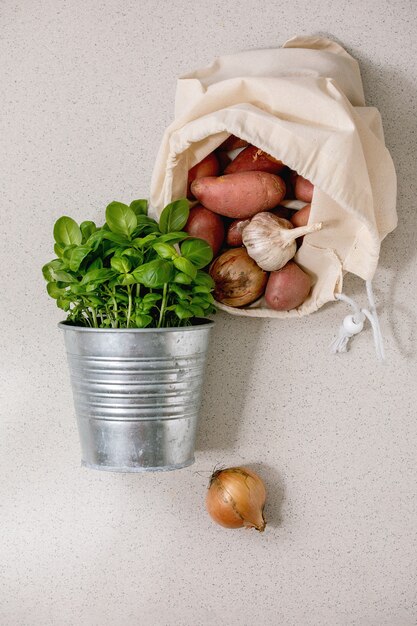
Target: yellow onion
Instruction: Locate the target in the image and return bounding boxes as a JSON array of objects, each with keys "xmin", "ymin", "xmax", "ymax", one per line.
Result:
[
  {"xmin": 206, "ymin": 467, "xmax": 266, "ymax": 532},
  {"xmin": 209, "ymin": 248, "xmax": 268, "ymax": 307}
]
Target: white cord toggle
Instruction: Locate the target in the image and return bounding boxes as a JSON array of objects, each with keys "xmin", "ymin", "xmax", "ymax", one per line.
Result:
[
  {"xmin": 330, "ymin": 311, "xmax": 365, "ymax": 354},
  {"xmin": 343, "ymin": 314, "xmax": 364, "ymax": 335},
  {"xmin": 330, "ymin": 281, "xmax": 385, "ymax": 361}
]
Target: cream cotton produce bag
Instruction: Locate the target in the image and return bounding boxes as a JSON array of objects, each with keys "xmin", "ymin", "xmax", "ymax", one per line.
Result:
[{"xmin": 150, "ymin": 36, "xmax": 397, "ymax": 351}]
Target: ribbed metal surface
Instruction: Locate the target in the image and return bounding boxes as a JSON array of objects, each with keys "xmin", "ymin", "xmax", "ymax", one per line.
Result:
[{"xmin": 59, "ymin": 321, "xmax": 213, "ymax": 472}]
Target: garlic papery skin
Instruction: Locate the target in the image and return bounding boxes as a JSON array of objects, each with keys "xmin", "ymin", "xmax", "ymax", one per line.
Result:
[{"xmin": 242, "ymin": 212, "xmax": 322, "ymax": 271}]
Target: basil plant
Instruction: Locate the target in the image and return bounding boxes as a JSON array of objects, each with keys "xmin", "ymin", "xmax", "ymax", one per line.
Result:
[{"xmin": 42, "ymin": 198, "xmax": 216, "ymax": 328}]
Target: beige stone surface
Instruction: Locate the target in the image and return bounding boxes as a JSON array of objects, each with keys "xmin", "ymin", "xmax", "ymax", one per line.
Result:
[{"xmin": 1, "ymin": 1, "xmax": 416, "ymax": 624}]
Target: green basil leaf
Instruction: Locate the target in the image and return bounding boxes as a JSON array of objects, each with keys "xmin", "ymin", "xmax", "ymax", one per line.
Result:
[
  {"xmin": 132, "ymin": 215, "xmax": 159, "ymax": 236},
  {"xmin": 132, "ymin": 259, "xmax": 174, "ymax": 288},
  {"xmin": 113, "ymin": 291, "xmax": 128, "ymax": 303},
  {"xmin": 120, "ymin": 251, "xmax": 143, "ymax": 268},
  {"xmin": 56, "ymin": 296, "xmax": 72, "ymax": 311},
  {"xmin": 121, "ymin": 247, "xmax": 142, "ymax": 259},
  {"xmin": 106, "ymin": 202, "xmax": 137, "ymax": 237},
  {"xmin": 54, "ymin": 270, "xmax": 78, "ymax": 283},
  {"xmin": 173, "ymin": 256, "xmax": 197, "ymax": 279},
  {"xmin": 54, "ymin": 243, "xmax": 65, "ymax": 258},
  {"xmin": 174, "ymin": 272, "xmax": 193, "ymax": 285},
  {"xmin": 180, "ymin": 237, "xmax": 213, "ymax": 269},
  {"xmin": 191, "ymin": 295, "xmax": 212, "ymax": 309},
  {"xmin": 88, "ymin": 257, "xmax": 103, "ymax": 271},
  {"xmin": 80, "ymin": 268, "xmax": 116, "ymax": 285},
  {"xmin": 192, "ymin": 285, "xmax": 212, "ymax": 294},
  {"xmin": 152, "ymin": 242, "xmax": 178, "ymax": 260},
  {"xmin": 46, "ymin": 282, "xmax": 66, "ymax": 299},
  {"xmin": 194, "ymin": 270, "xmax": 215, "ymax": 288},
  {"xmin": 132, "ymin": 234, "xmax": 158, "ymax": 249},
  {"xmin": 86, "ymin": 296, "xmax": 105, "ymax": 307},
  {"xmin": 158, "ymin": 199, "xmax": 189, "ymax": 234},
  {"xmin": 67, "ymin": 283, "xmax": 86, "ymax": 294},
  {"xmin": 42, "ymin": 259, "xmax": 64, "ymax": 282},
  {"xmin": 101, "ymin": 231, "xmax": 131, "ymax": 246},
  {"xmin": 174, "ymin": 304, "xmax": 193, "ymax": 320},
  {"xmin": 85, "ymin": 283, "xmax": 99, "ymax": 293},
  {"xmin": 67, "ymin": 245, "xmax": 92, "ymax": 272},
  {"xmin": 142, "ymin": 293, "xmax": 162, "ymax": 305},
  {"xmin": 158, "ymin": 231, "xmax": 189, "ymax": 244},
  {"xmin": 169, "ymin": 284, "xmax": 190, "ymax": 300},
  {"xmin": 111, "ymin": 256, "xmax": 131, "ymax": 273},
  {"xmin": 135, "ymin": 314, "xmax": 153, "ymax": 328},
  {"xmin": 86, "ymin": 229, "xmax": 106, "ymax": 249},
  {"xmin": 190, "ymin": 304, "xmax": 205, "ymax": 317},
  {"xmin": 80, "ymin": 221, "xmax": 96, "ymax": 242},
  {"xmin": 53, "ymin": 216, "xmax": 82, "ymax": 246},
  {"xmin": 130, "ymin": 199, "xmax": 148, "ymax": 216},
  {"xmin": 62, "ymin": 244, "xmax": 76, "ymax": 266},
  {"xmin": 119, "ymin": 273, "xmax": 136, "ymax": 285}
]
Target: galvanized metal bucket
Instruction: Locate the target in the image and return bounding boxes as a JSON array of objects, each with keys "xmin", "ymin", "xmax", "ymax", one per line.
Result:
[{"xmin": 59, "ymin": 320, "xmax": 214, "ymax": 472}]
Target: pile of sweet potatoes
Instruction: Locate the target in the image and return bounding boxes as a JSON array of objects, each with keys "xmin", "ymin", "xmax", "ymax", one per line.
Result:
[{"xmin": 184, "ymin": 135, "xmax": 315, "ymax": 311}]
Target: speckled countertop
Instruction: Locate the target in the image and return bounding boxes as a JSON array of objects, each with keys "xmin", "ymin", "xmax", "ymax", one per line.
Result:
[{"xmin": 1, "ymin": 1, "xmax": 417, "ymax": 625}]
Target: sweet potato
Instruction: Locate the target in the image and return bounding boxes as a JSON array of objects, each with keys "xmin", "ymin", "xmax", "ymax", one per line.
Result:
[
  {"xmin": 184, "ymin": 205, "xmax": 225, "ymax": 257},
  {"xmin": 265, "ymin": 261, "xmax": 312, "ymax": 311},
  {"xmin": 187, "ymin": 153, "xmax": 220, "ymax": 199},
  {"xmin": 216, "ymin": 151, "xmax": 232, "ymax": 173},
  {"xmin": 226, "ymin": 218, "xmax": 250, "ymax": 247},
  {"xmin": 294, "ymin": 175, "xmax": 314, "ymax": 202},
  {"xmin": 218, "ymin": 135, "xmax": 249, "ymax": 151},
  {"xmin": 290, "ymin": 204, "xmax": 311, "ymax": 228},
  {"xmin": 225, "ymin": 146, "xmax": 285, "ymax": 175},
  {"xmin": 191, "ymin": 171, "xmax": 286, "ymax": 219}
]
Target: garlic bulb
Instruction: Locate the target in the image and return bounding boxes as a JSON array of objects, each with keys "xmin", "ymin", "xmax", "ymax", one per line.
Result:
[{"xmin": 242, "ymin": 212, "xmax": 322, "ymax": 271}]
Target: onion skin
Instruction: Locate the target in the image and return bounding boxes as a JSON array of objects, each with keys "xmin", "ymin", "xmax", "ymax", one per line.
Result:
[
  {"xmin": 209, "ymin": 248, "xmax": 268, "ymax": 307},
  {"xmin": 206, "ymin": 467, "xmax": 267, "ymax": 532}
]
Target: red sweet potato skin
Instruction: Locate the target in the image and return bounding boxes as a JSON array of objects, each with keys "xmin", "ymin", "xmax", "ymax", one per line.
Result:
[
  {"xmin": 187, "ymin": 153, "xmax": 220, "ymax": 199},
  {"xmin": 218, "ymin": 135, "xmax": 249, "ymax": 151},
  {"xmin": 294, "ymin": 175, "xmax": 314, "ymax": 202},
  {"xmin": 290, "ymin": 204, "xmax": 311, "ymax": 227},
  {"xmin": 226, "ymin": 219, "xmax": 249, "ymax": 247},
  {"xmin": 191, "ymin": 171, "xmax": 286, "ymax": 219},
  {"xmin": 265, "ymin": 261, "xmax": 312, "ymax": 311},
  {"xmin": 184, "ymin": 205, "xmax": 225, "ymax": 257},
  {"xmin": 225, "ymin": 146, "xmax": 285, "ymax": 175}
]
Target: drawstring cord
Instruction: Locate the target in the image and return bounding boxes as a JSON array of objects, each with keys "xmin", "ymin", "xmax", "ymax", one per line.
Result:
[{"xmin": 330, "ymin": 280, "xmax": 385, "ymax": 360}]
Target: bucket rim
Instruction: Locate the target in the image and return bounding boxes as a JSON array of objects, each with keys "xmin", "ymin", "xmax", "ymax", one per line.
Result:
[{"xmin": 58, "ymin": 318, "xmax": 214, "ymax": 333}]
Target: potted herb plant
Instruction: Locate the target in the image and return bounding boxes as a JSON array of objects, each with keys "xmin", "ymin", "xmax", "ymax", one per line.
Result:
[{"xmin": 42, "ymin": 198, "xmax": 215, "ymax": 472}]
